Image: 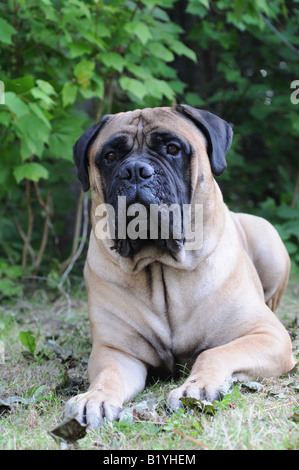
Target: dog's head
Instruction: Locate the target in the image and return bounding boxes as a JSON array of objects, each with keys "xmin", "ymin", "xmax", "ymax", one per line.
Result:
[{"xmin": 74, "ymin": 105, "xmax": 232, "ymax": 259}]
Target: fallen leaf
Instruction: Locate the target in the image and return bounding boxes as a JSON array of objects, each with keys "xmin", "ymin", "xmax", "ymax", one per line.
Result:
[
  {"xmin": 179, "ymin": 397, "xmax": 217, "ymax": 415},
  {"xmin": 49, "ymin": 415, "xmax": 87, "ymax": 446},
  {"xmin": 240, "ymin": 381, "xmax": 264, "ymax": 393},
  {"xmin": 132, "ymin": 408, "xmax": 160, "ymax": 422},
  {"xmin": 119, "ymin": 392, "xmax": 159, "ymax": 423},
  {"xmin": 0, "ymin": 395, "xmax": 30, "ymax": 414}
]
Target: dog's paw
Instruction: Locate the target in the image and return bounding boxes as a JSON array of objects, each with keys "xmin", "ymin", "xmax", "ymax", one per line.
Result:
[
  {"xmin": 167, "ymin": 378, "xmax": 222, "ymax": 411},
  {"xmin": 64, "ymin": 390, "xmax": 122, "ymax": 428}
]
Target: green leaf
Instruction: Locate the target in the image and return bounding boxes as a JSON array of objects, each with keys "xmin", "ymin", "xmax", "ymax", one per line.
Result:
[
  {"xmin": 5, "ymin": 92, "xmax": 30, "ymax": 118},
  {"xmin": 119, "ymin": 77, "xmax": 147, "ymax": 100},
  {"xmin": 148, "ymin": 42, "xmax": 174, "ymax": 62},
  {"xmin": 124, "ymin": 22, "xmax": 152, "ymax": 45},
  {"xmin": 169, "ymin": 40, "xmax": 197, "ymax": 62},
  {"xmin": 28, "ymin": 103, "xmax": 52, "ymax": 129},
  {"xmin": 101, "ymin": 52, "xmax": 126, "ymax": 72},
  {"xmin": 145, "ymin": 78, "xmax": 175, "ymax": 100},
  {"xmin": 4, "ymin": 76, "xmax": 35, "ymax": 95},
  {"xmin": 68, "ymin": 42, "xmax": 92, "ymax": 58},
  {"xmin": 14, "ymin": 114, "xmax": 51, "ymax": 159},
  {"xmin": 0, "ymin": 278, "xmax": 22, "ymax": 297},
  {"xmin": 276, "ymin": 205, "xmax": 299, "ymax": 220},
  {"xmin": 36, "ymin": 79, "xmax": 56, "ymax": 96},
  {"xmin": 0, "ymin": 110, "xmax": 11, "ymax": 126},
  {"xmin": 47, "ymin": 115, "xmax": 86, "ymax": 161},
  {"xmin": 13, "ymin": 162, "xmax": 49, "ymax": 183},
  {"xmin": 185, "ymin": 92, "xmax": 205, "ymax": 107},
  {"xmin": 31, "ymin": 88, "xmax": 55, "ymax": 109},
  {"xmin": 74, "ymin": 60, "xmax": 95, "ymax": 89},
  {"xmin": 31, "ymin": 79, "xmax": 56, "ymax": 109},
  {"xmin": 126, "ymin": 63, "xmax": 152, "ymax": 80},
  {"xmin": 186, "ymin": 0, "xmax": 210, "ymax": 15},
  {"xmin": 0, "ymin": 17, "xmax": 17, "ymax": 45},
  {"xmin": 62, "ymin": 82, "xmax": 78, "ymax": 107},
  {"xmin": 19, "ymin": 331, "xmax": 36, "ymax": 355}
]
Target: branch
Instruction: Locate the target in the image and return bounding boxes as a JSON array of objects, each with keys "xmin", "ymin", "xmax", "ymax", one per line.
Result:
[
  {"xmin": 59, "ymin": 188, "xmax": 84, "ymax": 273},
  {"xmin": 14, "ymin": 218, "xmax": 35, "ymax": 264},
  {"xmin": 58, "ymin": 192, "xmax": 89, "ymax": 288},
  {"xmin": 260, "ymin": 14, "xmax": 299, "ymax": 56},
  {"xmin": 291, "ymin": 171, "xmax": 299, "ymax": 208},
  {"xmin": 22, "ymin": 179, "xmax": 34, "ymax": 269},
  {"xmin": 106, "ymin": 79, "xmax": 114, "ymax": 114},
  {"xmin": 34, "ymin": 191, "xmax": 52, "ymax": 275}
]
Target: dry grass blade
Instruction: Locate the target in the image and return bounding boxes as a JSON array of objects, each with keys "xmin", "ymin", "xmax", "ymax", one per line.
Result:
[{"xmin": 171, "ymin": 428, "xmax": 210, "ymax": 449}]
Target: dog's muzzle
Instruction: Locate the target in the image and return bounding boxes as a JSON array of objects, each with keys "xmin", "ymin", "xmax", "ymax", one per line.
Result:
[{"xmin": 107, "ymin": 158, "xmax": 185, "ymax": 258}]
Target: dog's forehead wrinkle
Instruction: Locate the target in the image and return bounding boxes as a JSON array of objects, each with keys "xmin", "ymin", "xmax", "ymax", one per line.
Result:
[{"xmin": 102, "ymin": 108, "xmax": 206, "ymax": 153}]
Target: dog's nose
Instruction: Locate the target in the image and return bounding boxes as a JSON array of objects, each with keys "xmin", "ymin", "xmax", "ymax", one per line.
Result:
[{"xmin": 119, "ymin": 161, "xmax": 154, "ymax": 184}]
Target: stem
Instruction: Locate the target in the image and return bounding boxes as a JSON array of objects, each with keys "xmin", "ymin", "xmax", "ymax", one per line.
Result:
[
  {"xmin": 59, "ymin": 188, "xmax": 84, "ymax": 272},
  {"xmin": 107, "ymin": 79, "xmax": 114, "ymax": 114},
  {"xmin": 291, "ymin": 171, "xmax": 299, "ymax": 208},
  {"xmin": 95, "ymin": 97, "xmax": 105, "ymax": 122},
  {"xmin": 59, "ymin": 192, "xmax": 89, "ymax": 288},
  {"xmin": 34, "ymin": 191, "xmax": 51, "ymax": 275},
  {"xmin": 22, "ymin": 180, "xmax": 34, "ymax": 270},
  {"xmin": 14, "ymin": 218, "xmax": 35, "ymax": 264}
]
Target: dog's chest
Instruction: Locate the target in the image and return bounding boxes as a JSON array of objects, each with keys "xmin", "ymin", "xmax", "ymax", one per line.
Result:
[
  {"xmin": 144, "ymin": 262, "xmax": 186, "ymax": 316},
  {"xmin": 143, "ymin": 263, "xmax": 207, "ymax": 342},
  {"xmin": 135, "ymin": 262, "xmax": 213, "ymax": 373}
]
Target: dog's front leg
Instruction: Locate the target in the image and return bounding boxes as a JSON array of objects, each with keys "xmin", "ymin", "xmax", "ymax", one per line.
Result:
[
  {"xmin": 64, "ymin": 346, "xmax": 147, "ymax": 428},
  {"xmin": 167, "ymin": 314, "xmax": 295, "ymax": 409}
]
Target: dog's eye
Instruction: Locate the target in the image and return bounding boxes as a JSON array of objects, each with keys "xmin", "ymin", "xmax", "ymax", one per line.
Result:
[
  {"xmin": 166, "ymin": 144, "xmax": 180, "ymax": 156},
  {"xmin": 105, "ymin": 151, "xmax": 116, "ymax": 162}
]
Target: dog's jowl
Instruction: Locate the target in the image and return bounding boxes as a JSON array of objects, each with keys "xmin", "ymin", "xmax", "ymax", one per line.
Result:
[{"xmin": 65, "ymin": 105, "xmax": 295, "ymax": 428}]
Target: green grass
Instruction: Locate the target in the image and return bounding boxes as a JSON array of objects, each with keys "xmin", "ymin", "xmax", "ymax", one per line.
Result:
[{"xmin": 0, "ymin": 274, "xmax": 298, "ymax": 450}]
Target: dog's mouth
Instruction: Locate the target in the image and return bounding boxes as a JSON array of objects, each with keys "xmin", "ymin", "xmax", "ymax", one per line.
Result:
[
  {"xmin": 111, "ymin": 237, "xmax": 184, "ymax": 258},
  {"xmin": 109, "ymin": 203, "xmax": 185, "ymax": 258}
]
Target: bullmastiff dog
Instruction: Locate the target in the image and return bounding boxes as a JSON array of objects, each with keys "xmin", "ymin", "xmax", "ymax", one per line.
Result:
[{"xmin": 65, "ymin": 105, "xmax": 295, "ymax": 428}]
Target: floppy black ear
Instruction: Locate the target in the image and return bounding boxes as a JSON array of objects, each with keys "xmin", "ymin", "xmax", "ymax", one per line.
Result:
[
  {"xmin": 176, "ymin": 104, "xmax": 233, "ymax": 176},
  {"xmin": 73, "ymin": 116, "xmax": 110, "ymax": 191}
]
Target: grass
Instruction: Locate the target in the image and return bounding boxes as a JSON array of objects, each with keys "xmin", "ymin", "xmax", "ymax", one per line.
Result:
[{"xmin": 0, "ymin": 272, "xmax": 298, "ymax": 451}]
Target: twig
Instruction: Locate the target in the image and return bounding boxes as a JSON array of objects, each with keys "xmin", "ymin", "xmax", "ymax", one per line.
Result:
[
  {"xmin": 33, "ymin": 181, "xmax": 49, "ymax": 212},
  {"xmin": 107, "ymin": 79, "xmax": 114, "ymax": 115},
  {"xmin": 171, "ymin": 428, "xmax": 210, "ymax": 449},
  {"xmin": 264, "ymin": 401, "xmax": 296, "ymax": 412},
  {"xmin": 260, "ymin": 14, "xmax": 299, "ymax": 56},
  {"xmin": 95, "ymin": 97, "xmax": 104, "ymax": 123},
  {"xmin": 34, "ymin": 191, "xmax": 52, "ymax": 275},
  {"xmin": 60, "ymin": 189, "xmax": 84, "ymax": 273},
  {"xmin": 22, "ymin": 179, "xmax": 34, "ymax": 269},
  {"xmin": 59, "ymin": 192, "xmax": 89, "ymax": 288},
  {"xmin": 291, "ymin": 171, "xmax": 299, "ymax": 208},
  {"xmin": 14, "ymin": 218, "xmax": 35, "ymax": 264}
]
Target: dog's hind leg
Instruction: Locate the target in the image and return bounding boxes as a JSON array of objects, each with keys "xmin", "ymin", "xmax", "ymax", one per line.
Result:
[{"xmin": 231, "ymin": 212, "xmax": 291, "ymax": 311}]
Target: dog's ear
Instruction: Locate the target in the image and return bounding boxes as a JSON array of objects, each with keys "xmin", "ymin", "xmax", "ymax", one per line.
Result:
[
  {"xmin": 73, "ymin": 116, "xmax": 110, "ymax": 191},
  {"xmin": 176, "ymin": 104, "xmax": 233, "ymax": 176}
]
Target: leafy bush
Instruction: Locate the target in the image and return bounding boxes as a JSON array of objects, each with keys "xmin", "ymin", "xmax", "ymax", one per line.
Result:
[
  {"xmin": 0, "ymin": 0, "xmax": 194, "ymax": 276},
  {"xmin": 0, "ymin": 0, "xmax": 298, "ymax": 288}
]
